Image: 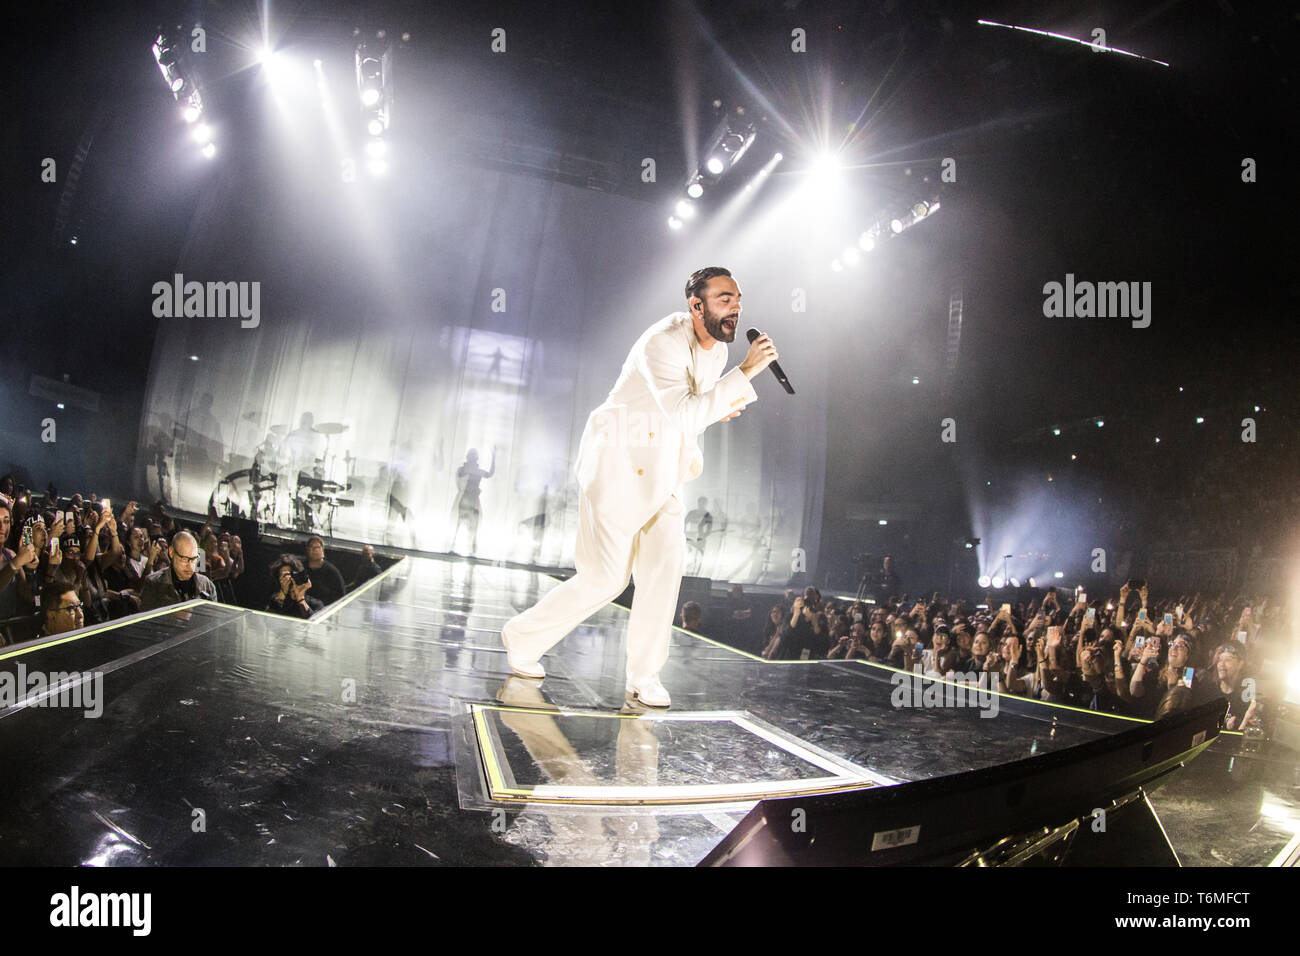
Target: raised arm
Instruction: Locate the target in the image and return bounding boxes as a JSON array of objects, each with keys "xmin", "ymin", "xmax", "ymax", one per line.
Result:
[{"xmin": 634, "ymin": 331, "xmax": 759, "ymax": 435}]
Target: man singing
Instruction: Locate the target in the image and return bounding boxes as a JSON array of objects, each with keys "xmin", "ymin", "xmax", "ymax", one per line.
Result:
[{"xmin": 501, "ymin": 266, "xmax": 779, "ymax": 707}]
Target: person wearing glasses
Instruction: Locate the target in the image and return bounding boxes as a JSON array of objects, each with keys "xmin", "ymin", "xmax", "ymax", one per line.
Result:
[
  {"xmin": 40, "ymin": 588, "xmax": 86, "ymax": 637},
  {"xmin": 140, "ymin": 530, "xmax": 217, "ymax": 611}
]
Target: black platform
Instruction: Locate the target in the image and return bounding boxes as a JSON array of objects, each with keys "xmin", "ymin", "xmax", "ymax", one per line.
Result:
[{"xmin": 0, "ymin": 555, "xmax": 1295, "ymax": 866}]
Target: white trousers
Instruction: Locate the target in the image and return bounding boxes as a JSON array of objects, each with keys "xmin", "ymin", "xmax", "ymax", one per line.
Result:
[{"xmin": 503, "ymin": 490, "xmax": 685, "ymax": 686}]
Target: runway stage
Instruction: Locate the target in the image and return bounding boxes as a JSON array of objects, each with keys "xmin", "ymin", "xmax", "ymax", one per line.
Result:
[{"xmin": 0, "ymin": 554, "xmax": 1295, "ymax": 866}]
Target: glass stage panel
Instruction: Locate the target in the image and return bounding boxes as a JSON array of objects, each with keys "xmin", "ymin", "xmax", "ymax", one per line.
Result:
[{"xmin": 468, "ymin": 702, "xmax": 892, "ymax": 805}]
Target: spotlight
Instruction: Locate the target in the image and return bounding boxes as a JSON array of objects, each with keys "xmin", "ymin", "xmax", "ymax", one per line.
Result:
[
  {"xmin": 911, "ymin": 200, "xmax": 932, "ymax": 220},
  {"xmin": 1196, "ymin": 416, "xmax": 1204, "ymax": 424},
  {"xmin": 181, "ymin": 88, "xmax": 203, "ymax": 123},
  {"xmin": 991, "ymin": 575, "xmax": 1005, "ymax": 589},
  {"xmin": 358, "ymin": 55, "xmax": 382, "ymax": 105},
  {"xmin": 193, "ymin": 124, "xmax": 213, "ymax": 144},
  {"xmin": 1028, "ymin": 577, "xmax": 1036, "ymax": 588},
  {"xmin": 1010, "ymin": 578, "xmax": 1021, "ymax": 588},
  {"xmin": 911, "ymin": 376, "xmax": 919, "ymax": 385},
  {"xmin": 695, "ymin": 110, "xmax": 757, "ymax": 185},
  {"xmin": 365, "ymin": 138, "xmax": 387, "ymax": 158},
  {"xmin": 674, "ymin": 199, "xmax": 696, "ymax": 219},
  {"xmin": 878, "ymin": 519, "xmax": 887, "ymax": 526},
  {"xmin": 889, "ymin": 216, "xmax": 907, "ymax": 234},
  {"xmin": 773, "ymin": 152, "xmax": 783, "ymax": 161},
  {"xmin": 964, "ymin": 538, "xmax": 980, "ymax": 549},
  {"xmin": 367, "ymin": 158, "xmax": 388, "ymax": 176},
  {"xmin": 978, "ymin": 575, "xmax": 991, "ymax": 588},
  {"xmin": 1053, "ymin": 571, "xmax": 1064, "ymax": 578},
  {"xmin": 667, "ymin": 216, "xmax": 683, "ymax": 230},
  {"xmin": 355, "ymin": 39, "xmax": 391, "ymax": 114},
  {"xmin": 189, "ymin": 355, "xmax": 199, "ymax": 362},
  {"xmin": 258, "ymin": 46, "xmax": 275, "ymax": 65},
  {"xmin": 1095, "ymin": 419, "xmax": 1105, "ymax": 427},
  {"xmin": 1052, "ymin": 427, "xmax": 1061, "ymax": 436},
  {"xmin": 201, "ymin": 142, "xmax": 217, "ymax": 159},
  {"xmin": 842, "ymin": 247, "xmax": 860, "ymax": 266},
  {"xmin": 56, "ymin": 403, "xmax": 65, "ymax": 410},
  {"xmin": 830, "ymin": 259, "xmax": 843, "ymax": 272},
  {"xmin": 686, "ymin": 179, "xmax": 704, "ymax": 199},
  {"xmin": 151, "ymin": 32, "xmax": 186, "ymax": 94},
  {"xmin": 367, "ymin": 117, "xmax": 384, "ymax": 136},
  {"xmin": 858, "ymin": 231, "xmax": 875, "ymax": 252}
]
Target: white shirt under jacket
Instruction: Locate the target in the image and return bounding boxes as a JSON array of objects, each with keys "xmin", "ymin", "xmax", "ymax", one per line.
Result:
[{"xmin": 574, "ymin": 312, "xmax": 758, "ymax": 535}]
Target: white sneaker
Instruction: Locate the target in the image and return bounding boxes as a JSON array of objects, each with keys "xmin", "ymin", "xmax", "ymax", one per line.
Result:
[
  {"xmin": 501, "ymin": 628, "xmax": 545, "ymax": 680},
  {"xmin": 626, "ymin": 677, "xmax": 671, "ymax": 708}
]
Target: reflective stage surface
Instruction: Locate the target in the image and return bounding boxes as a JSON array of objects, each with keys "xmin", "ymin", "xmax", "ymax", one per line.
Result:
[{"xmin": 0, "ymin": 555, "xmax": 1296, "ymax": 866}]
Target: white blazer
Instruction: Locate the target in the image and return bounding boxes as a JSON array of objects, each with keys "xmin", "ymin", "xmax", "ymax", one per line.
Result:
[{"xmin": 575, "ymin": 312, "xmax": 758, "ymax": 535}]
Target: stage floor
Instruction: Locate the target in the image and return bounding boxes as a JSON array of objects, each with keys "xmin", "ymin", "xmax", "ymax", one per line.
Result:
[{"xmin": 0, "ymin": 555, "xmax": 1295, "ymax": 866}]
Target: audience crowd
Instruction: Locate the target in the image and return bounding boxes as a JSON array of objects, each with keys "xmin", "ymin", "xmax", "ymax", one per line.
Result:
[
  {"xmin": 0, "ymin": 475, "xmax": 388, "ymax": 644},
  {"xmin": 686, "ymin": 578, "xmax": 1287, "ymax": 740}
]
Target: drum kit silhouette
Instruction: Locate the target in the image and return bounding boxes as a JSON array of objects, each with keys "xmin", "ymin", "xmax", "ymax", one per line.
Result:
[{"xmin": 214, "ymin": 418, "xmax": 355, "ymax": 534}]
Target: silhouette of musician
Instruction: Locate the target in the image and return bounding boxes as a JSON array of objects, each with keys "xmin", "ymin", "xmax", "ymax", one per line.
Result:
[{"xmin": 450, "ymin": 447, "xmax": 496, "ymax": 554}]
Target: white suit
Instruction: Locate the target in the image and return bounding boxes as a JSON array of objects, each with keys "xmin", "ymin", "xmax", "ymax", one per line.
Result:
[{"xmin": 503, "ymin": 312, "xmax": 758, "ymax": 685}]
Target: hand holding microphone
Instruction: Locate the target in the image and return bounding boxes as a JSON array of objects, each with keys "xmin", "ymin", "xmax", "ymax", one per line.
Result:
[{"xmin": 742, "ymin": 328, "xmax": 794, "ymax": 394}]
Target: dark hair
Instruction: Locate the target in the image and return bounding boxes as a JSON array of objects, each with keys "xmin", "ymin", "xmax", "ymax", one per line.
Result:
[
  {"xmin": 684, "ymin": 266, "xmax": 732, "ymax": 305},
  {"xmin": 270, "ymin": 554, "xmax": 305, "ymax": 577},
  {"xmin": 42, "ymin": 588, "xmax": 79, "ymax": 623},
  {"xmin": 681, "ymin": 600, "xmax": 702, "ymax": 622}
]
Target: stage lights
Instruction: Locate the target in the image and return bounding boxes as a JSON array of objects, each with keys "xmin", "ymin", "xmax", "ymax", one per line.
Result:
[
  {"xmin": 978, "ymin": 575, "xmax": 992, "ymax": 588},
  {"xmin": 669, "ymin": 109, "xmax": 755, "ymax": 232},
  {"xmin": 355, "ymin": 36, "xmax": 393, "ymax": 177},
  {"xmin": 181, "ymin": 91, "xmax": 202, "ymax": 123},
  {"xmin": 357, "ymin": 54, "xmax": 382, "ymax": 105},
  {"xmin": 693, "ymin": 109, "xmax": 756, "ymax": 187},
  {"xmin": 152, "ymin": 32, "xmax": 185, "ymax": 93},
  {"xmin": 152, "ymin": 28, "xmax": 218, "ymax": 157},
  {"xmin": 831, "ymin": 198, "xmax": 939, "ymax": 271}
]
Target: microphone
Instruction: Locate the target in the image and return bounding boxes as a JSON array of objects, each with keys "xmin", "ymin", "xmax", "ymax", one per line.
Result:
[{"xmin": 746, "ymin": 327, "xmax": 795, "ymax": 394}]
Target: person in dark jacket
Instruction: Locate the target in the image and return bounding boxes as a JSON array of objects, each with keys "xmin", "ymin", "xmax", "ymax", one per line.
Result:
[{"xmin": 140, "ymin": 531, "xmax": 217, "ymax": 611}]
